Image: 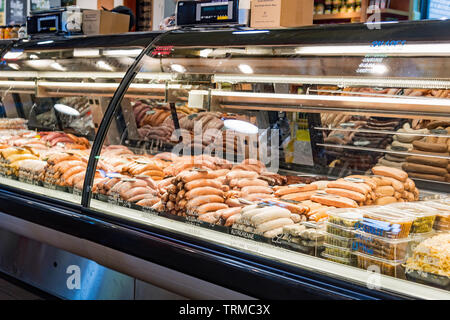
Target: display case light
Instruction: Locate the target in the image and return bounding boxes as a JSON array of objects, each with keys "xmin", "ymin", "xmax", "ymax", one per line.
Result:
[
  {"xmin": 54, "ymin": 104, "xmax": 80, "ymax": 117},
  {"xmin": 8, "ymin": 64, "xmax": 20, "ymax": 70},
  {"xmin": 73, "ymin": 49, "xmax": 100, "ymax": 57},
  {"xmin": 199, "ymin": 49, "xmax": 213, "ymax": 58},
  {"xmin": 96, "ymin": 60, "xmax": 114, "ymax": 71},
  {"xmin": 3, "ymin": 51, "xmax": 24, "ymax": 60},
  {"xmin": 223, "ymin": 119, "xmax": 258, "ymax": 134},
  {"xmin": 37, "ymin": 40, "xmax": 54, "ymax": 45},
  {"xmin": 170, "ymin": 64, "xmax": 186, "ymax": 73},
  {"xmin": 232, "ymin": 30, "xmax": 270, "ymax": 35},
  {"xmin": 238, "ymin": 64, "xmax": 253, "ymax": 74},
  {"xmin": 103, "ymin": 49, "xmax": 143, "ymax": 57}
]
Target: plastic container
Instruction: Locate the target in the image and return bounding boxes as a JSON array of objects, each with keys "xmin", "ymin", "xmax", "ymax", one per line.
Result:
[
  {"xmin": 352, "ymin": 230, "xmax": 411, "ymax": 260},
  {"xmin": 405, "ymin": 269, "xmax": 450, "ymax": 291},
  {"xmin": 387, "ymin": 202, "xmax": 437, "ymax": 234},
  {"xmin": 322, "ymin": 252, "xmax": 356, "ymax": 266},
  {"xmin": 355, "ymin": 252, "xmax": 406, "ymax": 279},
  {"xmin": 325, "ymin": 232, "xmax": 354, "ymax": 249},
  {"xmin": 327, "ymin": 208, "xmax": 363, "ymax": 228},
  {"xmin": 357, "ymin": 207, "xmax": 414, "ymax": 239},
  {"xmin": 326, "ymin": 222, "xmax": 355, "ymax": 238},
  {"xmin": 324, "ymin": 243, "xmax": 353, "ymax": 259},
  {"xmin": 422, "ymin": 201, "xmax": 450, "ymax": 232}
]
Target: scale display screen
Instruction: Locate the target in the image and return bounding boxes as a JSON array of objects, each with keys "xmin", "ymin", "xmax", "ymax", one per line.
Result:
[{"xmin": 177, "ymin": 0, "xmax": 238, "ymax": 26}]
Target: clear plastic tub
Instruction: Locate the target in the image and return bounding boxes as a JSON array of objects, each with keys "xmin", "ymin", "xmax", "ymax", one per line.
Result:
[
  {"xmin": 356, "ymin": 207, "xmax": 414, "ymax": 239},
  {"xmin": 325, "ymin": 222, "xmax": 355, "ymax": 238},
  {"xmin": 386, "ymin": 202, "xmax": 437, "ymax": 234},
  {"xmin": 352, "ymin": 230, "xmax": 411, "ymax": 260},
  {"xmin": 325, "ymin": 232, "xmax": 354, "ymax": 249},
  {"xmin": 421, "ymin": 201, "xmax": 450, "ymax": 232},
  {"xmin": 327, "ymin": 208, "xmax": 363, "ymax": 228},
  {"xmin": 324, "ymin": 244, "xmax": 353, "ymax": 259},
  {"xmin": 354, "ymin": 252, "xmax": 406, "ymax": 279},
  {"xmin": 322, "ymin": 252, "xmax": 356, "ymax": 266}
]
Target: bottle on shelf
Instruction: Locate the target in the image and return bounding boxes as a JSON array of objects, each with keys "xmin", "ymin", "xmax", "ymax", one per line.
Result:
[
  {"xmin": 316, "ymin": 0, "xmax": 325, "ymax": 15},
  {"xmin": 324, "ymin": 0, "xmax": 332, "ymax": 14},
  {"xmin": 18, "ymin": 24, "xmax": 27, "ymax": 39}
]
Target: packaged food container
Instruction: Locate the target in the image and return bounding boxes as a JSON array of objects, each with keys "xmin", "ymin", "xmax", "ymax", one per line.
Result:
[
  {"xmin": 352, "ymin": 230, "xmax": 411, "ymax": 260},
  {"xmin": 405, "ymin": 269, "xmax": 450, "ymax": 291},
  {"xmin": 407, "ymin": 231, "xmax": 435, "ymax": 257},
  {"xmin": 324, "ymin": 244, "xmax": 353, "ymax": 259},
  {"xmin": 325, "ymin": 232, "xmax": 353, "ymax": 249},
  {"xmin": 387, "ymin": 202, "xmax": 437, "ymax": 234},
  {"xmin": 327, "ymin": 208, "xmax": 363, "ymax": 228},
  {"xmin": 322, "ymin": 252, "xmax": 356, "ymax": 266},
  {"xmin": 326, "ymin": 222, "xmax": 355, "ymax": 238},
  {"xmin": 357, "ymin": 207, "xmax": 414, "ymax": 239},
  {"xmin": 354, "ymin": 252, "xmax": 406, "ymax": 279},
  {"xmin": 422, "ymin": 201, "xmax": 450, "ymax": 232}
]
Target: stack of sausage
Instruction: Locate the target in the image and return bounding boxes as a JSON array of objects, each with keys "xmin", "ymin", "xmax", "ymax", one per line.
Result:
[
  {"xmin": 163, "ymin": 154, "xmax": 232, "ymax": 177},
  {"xmin": 159, "ymin": 169, "xmax": 230, "ymax": 220},
  {"xmin": 39, "ymin": 132, "xmax": 90, "ymax": 150},
  {"xmin": 402, "ymin": 121, "xmax": 450, "ymax": 182},
  {"xmin": 121, "ymin": 158, "xmax": 165, "ymax": 182},
  {"xmin": 40, "ymin": 152, "xmax": 87, "ymax": 187},
  {"xmin": 93, "ymin": 175, "xmax": 159, "ymax": 207},
  {"xmin": 376, "ymin": 122, "xmax": 429, "ymax": 169},
  {"xmin": 16, "ymin": 159, "xmax": 47, "ymax": 182},
  {"xmin": 231, "ymin": 204, "xmax": 299, "ymax": 238},
  {"xmin": 225, "ymin": 169, "xmax": 274, "ymax": 204}
]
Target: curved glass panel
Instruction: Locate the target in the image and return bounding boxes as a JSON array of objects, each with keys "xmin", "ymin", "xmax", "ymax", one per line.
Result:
[{"xmin": 87, "ymin": 25, "xmax": 450, "ymax": 299}]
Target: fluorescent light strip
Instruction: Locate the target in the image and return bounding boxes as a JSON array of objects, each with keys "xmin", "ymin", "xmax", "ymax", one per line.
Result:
[
  {"xmin": 103, "ymin": 49, "xmax": 143, "ymax": 57},
  {"xmin": 211, "ymin": 90, "xmax": 450, "ymax": 106},
  {"xmin": 295, "ymin": 43, "xmax": 450, "ymax": 55},
  {"xmin": 0, "ymin": 80, "xmax": 36, "ymax": 88},
  {"xmin": 0, "ymin": 71, "xmax": 173, "ymax": 81},
  {"xmin": 213, "ymin": 74, "xmax": 450, "ymax": 89}
]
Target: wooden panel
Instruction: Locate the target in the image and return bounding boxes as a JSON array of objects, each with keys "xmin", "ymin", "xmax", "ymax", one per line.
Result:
[{"xmin": 98, "ymin": 0, "xmax": 114, "ymax": 10}]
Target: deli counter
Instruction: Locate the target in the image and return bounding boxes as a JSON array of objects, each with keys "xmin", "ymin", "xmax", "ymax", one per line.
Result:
[{"xmin": 0, "ymin": 20, "xmax": 449, "ymax": 300}]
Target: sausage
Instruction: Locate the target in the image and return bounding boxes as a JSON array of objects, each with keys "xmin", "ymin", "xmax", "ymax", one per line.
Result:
[
  {"xmin": 327, "ymin": 181, "xmax": 370, "ymax": 195},
  {"xmin": 229, "ymin": 178, "xmax": 269, "ymax": 189},
  {"xmin": 225, "ymin": 213, "xmax": 241, "ymax": 227},
  {"xmin": 259, "ymin": 198, "xmax": 308, "ymax": 214},
  {"xmin": 345, "ymin": 175, "xmax": 377, "ymax": 190},
  {"xmin": 407, "ymin": 172, "xmax": 447, "ymax": 182},
  {"xmin": 310, "ymin": 194, "xmax": 358, "ymax": 208},
  {"xmin": 241, "ymin": 186, "xmax": 273, "ymax": 195},
  {"xmin": 128, "ymin": 193, "xmax": 157, "ymax": 203},
  {"xmin": 371, "ymin": 166, "xmax": 408, "ymax": 182},
  {"xmin": 225, "ymin": 198, "xmax": 243, "ymax": 207},
  {"xmin": 374, "ymin": 186, "xmax": 395, "ymax": 197},
  {"xmin": 374, "ymin": 196, "xmax": 398, "ymax": 205},
  {"xmin": 122, "ymin": 187, "xmax": 152, "ymax": 201},
  {"xmin": 325, "ymin": 188, "xmax": 366, "ymax": 202},
  {"xmin": 198, "ymin": 212, "xmax": 221, "ymax": 224},
  {"xmin": 180, "ymin": 170, "xmax": 224, "ymax": 183},
  {"xmin": 274, "ymin": 184, "xmax": 317, "ymax": 197},
  {"xmin": 184, "ymin": 179, "xmax": 222, "ymax": 191},
  {"xmin": 255, "ymin": 217, "xmax": 293, "ymax": 233},
  {"xmin": 185, "ymin": 195, "xmax": 224, "ymax": 210},
  {"xmin": 308, "ymin": 207, "xmax": 330, "ymax": 222},
  {"xmin": 403, "ymin": 162, "xmax": 448, "ymax": 176},
  {"xmin": 379, "ymin": 176, "xmax": 405, "ymax": 192},
  {"xmin": 185, "ymin": 187, "xmax": 224, "ymax": 199},
  {"xmin": 196, "ymin": 203, "xmax": 229, "ymax": 215},
  {"xmin": 136, "ymin": 197, "xmax": 159, "ymax": 207},
  {"xmin": 280, "ymin": 191, "xmax": 317, "ymax": 202},
  {"xmin": 263, "ymin": 227, "xmax": 284, "ymax": 239},
  {"xmin": 251, "ymin": 207, "xmax": 291, "ymax": 226},
  {"xmin": 243, "ymin": 193, "xmax": 274, "ymax": 202},
  {"xmin": 406, "ymin": 155, "xmax": 449, "ymax": 169},
  {"xmin": 413, "ymin": 140, "xmax": 448, "ymax": 153},
  {"xmin": 216, "ymin": 207, "xmax": 242, "ymax": 220},
  {"xmin": 226, "ymin": 170, "xmax": 259, "ymax": 181}
]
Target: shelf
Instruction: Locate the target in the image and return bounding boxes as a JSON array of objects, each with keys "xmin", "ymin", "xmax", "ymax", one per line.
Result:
[
  {"xmin": 380, "ymin": 8, "xmax": 410, "ymax": 17},
  {"xmin": 313, "ymin": 12, "xmax": 362, "ymax": 20}
]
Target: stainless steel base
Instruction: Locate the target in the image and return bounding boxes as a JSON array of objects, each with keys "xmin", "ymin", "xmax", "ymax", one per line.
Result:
[{"xmin": 0, "ymin": 226, "xmax": 186, "ymax": 300}]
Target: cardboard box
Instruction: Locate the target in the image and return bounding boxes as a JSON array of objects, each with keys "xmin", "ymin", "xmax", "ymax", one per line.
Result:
[
  {"xmin": 251, "ymin": 0, "xmax": 313, "ymax": 29},
  {"xmin": 82, "ymin": 10, "xmax": 130, "ymax": 35}
]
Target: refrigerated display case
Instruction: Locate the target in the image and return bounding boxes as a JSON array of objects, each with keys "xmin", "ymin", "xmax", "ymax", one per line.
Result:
[{"xmin": 0, "ymin": 20, "xmax": 449, "ymax": 299}]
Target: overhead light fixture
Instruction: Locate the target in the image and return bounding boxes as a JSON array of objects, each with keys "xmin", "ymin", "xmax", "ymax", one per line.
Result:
[
  {"xmin": 103, "ymin": 49, "xmax": 143, "ymax": 57},
  {"xmin": 37, "ymin": 40, "xmax": 54, "ymax": 45},
  {"xmin": 96, "ymin": 60, "xmax": 114, "ymax": 71},
  {"xmin": 170, "ymin": 64, "xmax": 186, "ymax": 73},
  {"xmin": 224, "ymin": 119, "xmax": 259, "ymax": 135},
  {"xmin": 3, "ymin": 51, "xmax": 23, "ymax": 60},
  {"xmin": 238, "ymin": 64, "xmax": 254, "ymax": 74},
  {"xmin": 232, "ymin": 30, "xmax": 270, "ymax": 35},
  {"xmin": 74, "ymin": 49, "xmax": 100, "ymax": 57},
  {"xmin": 54, "ymin": 104, "xmax": 80, "ymax": 117}
]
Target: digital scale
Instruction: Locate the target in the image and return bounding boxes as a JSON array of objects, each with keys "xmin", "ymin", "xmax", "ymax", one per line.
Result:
[
  {"xmin": 176, "ymin": 0, "xmax": 250, "ymax": 27},
  {"xmin": 26, "ymin": 7, "xmax": 83, "ymax": 37}
]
